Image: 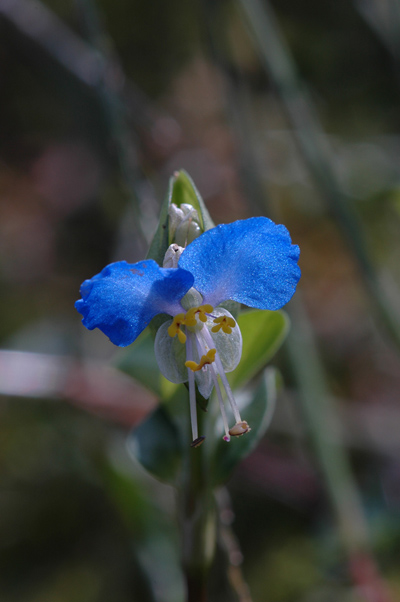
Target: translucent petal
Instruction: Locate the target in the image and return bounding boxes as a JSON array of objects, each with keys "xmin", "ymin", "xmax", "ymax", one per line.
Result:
[
  {"xmin": 179, "ymin": 217, "xmax": 300, "ymax": 310},
  {"xmin": 193, "ymin": 351, "xmax": 214, "ymax": 399},
  {"xmin": 196, "ymin": 374, "xmax": 214, "ymax": 399},
  {"xmin": 75, "ymin": 260, "xmax": 194, "ymax": 347},
  {"xmin": 154, "ymin": 320, "xmax": 188, "ymax": 383},
  {"xmin": 206, "ymin": 308, "xmax": 242, "ymax": 373},
  {"xmin": 154, "ymin": 323, "xmax": 213, "ymax": 398}
]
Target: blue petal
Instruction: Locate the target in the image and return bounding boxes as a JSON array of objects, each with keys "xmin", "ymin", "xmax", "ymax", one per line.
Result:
[
  {"xmin": 178, "ymin": 217, "xmax": 300, "ymax": 310},
  {"xmin": 75, "ymin": 260, "xmax": 194, "ymax": 346}
]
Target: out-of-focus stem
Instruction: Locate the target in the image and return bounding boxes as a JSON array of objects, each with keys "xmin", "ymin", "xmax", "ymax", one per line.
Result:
[
  {"xmin": 177, "ymin": 411, "xmax": 216, "ymax": 602},
  {"xmin": 76, "ymin": 0, "xmax": 151, "ymax": 252},
  {"xmin": 287, "ymin": 295, "xmax": 370, "ymax": 553},
  {"xmin": 287, "ymin": 295, "xmax": 392, "ymax": 601},
  {"xmin": 237, "ymin": 0, "xmax": 400, "ymax": 353},
  {"xmin": 217, "ymin": 488, "xmax": 253, "ymax": 602},
  {"xmin": 356, "ymin": 0, "xmax": 400, "ymax": 63}
]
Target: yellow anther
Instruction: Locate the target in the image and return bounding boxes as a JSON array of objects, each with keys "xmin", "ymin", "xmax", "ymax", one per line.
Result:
[
  {"xmin": 185, "ymin": 307, "xmax": 198, "ymax": 327},
  {"xmin": 177, "ymin": 329, "xmax": 186, "ymax": 344},
  {"xmin": 229, "ymin": 421, "xmax": 251, "ymax": 437},
  {"xmin": 167, "ymin": 313, "xmax": 187, "ymax": 344},
  {"xmin": 185, "ymin": 348, "xmax": 217, "ymax": 372},
  {"xmin": 199, "ymin": 304, "xmax": 214, "ymax": 318},
  {"xmin": 184, "ymin": 304, "xmax": 214, "ymax": 327},
  {"xmin": 211, "ymin": 315, "xmax": 236, "ymax": 334}
]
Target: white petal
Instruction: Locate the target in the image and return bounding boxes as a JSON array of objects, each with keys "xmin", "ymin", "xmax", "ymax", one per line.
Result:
[
  {"xmin": 206, "ymin": 308, "xmax": 242, "ymax": 373},
  {"xmin": 154, "ymin": 320, "xmax": 187, "ymax": 383}
]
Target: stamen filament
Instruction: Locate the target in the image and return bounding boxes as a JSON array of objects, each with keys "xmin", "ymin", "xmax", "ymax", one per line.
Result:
[
  {"xmin": 201, "ymin": 326, "xmax": 242, "ymax": 423},
  {"xmin": 193, "ymin": 329, "xmax": 231, "ymax": 441},
  {"xmin": 185, "ymin": 348, "xmax": 216, "ymax": 372},
  {"xmin": 214, "ymin": 354, "xmax": 242, "ymax": 423},
  {"xmin": 209, "ymin": 365, "xmax": 231, "ymax": 441},
  {"xmin": 186, "ymin": 333, "xmax": 198, "ymax": 442}
]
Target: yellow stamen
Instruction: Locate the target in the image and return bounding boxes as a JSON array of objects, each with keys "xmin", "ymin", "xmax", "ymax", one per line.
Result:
[
  {"xmin": 185, "ymin": 304, "xmax": 214, "ymax": 327},
  {"xmin": 167, "ymin": 313, "xmax": 187, "ymax": 344},
  {"xmin": 211, "ymin": 315, "xmax": 236, "ymax": 334},
  {"xmin": 185, "ymin": 348, "xmax": 216, "ymax": 372},
  {"xmin": 177, "ymin": 328, "xmax": 186, "ymax": 344},
  {"xmin": 198, "ymin": 304, "xmax": 214, "ymax": 321},
  {"xmin": 185, "ymin": 307, "xmax": 198, "ymax": 327}
]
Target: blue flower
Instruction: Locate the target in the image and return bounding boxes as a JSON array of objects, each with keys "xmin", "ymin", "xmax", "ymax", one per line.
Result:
[{"xmin": 76, "ymin": 217, "xmax": 300, "ymax": 444}]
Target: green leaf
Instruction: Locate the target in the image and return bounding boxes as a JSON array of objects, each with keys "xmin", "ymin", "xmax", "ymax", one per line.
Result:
[
  {"xmin": 99, "ymin": 458, "xmax": 157, "ymax": 534},
  {"xmin": 127, "ymin": 404, "xmax": 182, "ymax": 484},
  {"xmin": 211, "ymin": 368, "xmax": 279, "ymax": 486},
  {"xmin": 114, "ymin": 329, "xmax": 164, "ymax": 396},
  {"xmin": 146, "ymin": 187, "xmax": 171, "ymax": 267},
  {"xmin": 228, "ymin": 309, "xmax": 289, "ymax": 390}
]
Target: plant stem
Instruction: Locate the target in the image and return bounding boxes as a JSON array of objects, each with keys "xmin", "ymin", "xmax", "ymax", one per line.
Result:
[{"xmin": 178, "ymin": 410, "xmax": 216, "ymax": 602}]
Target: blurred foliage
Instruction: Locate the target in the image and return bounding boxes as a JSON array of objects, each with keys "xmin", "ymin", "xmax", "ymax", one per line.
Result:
[{"xmin": 1, "ymin": 0, "xmax": 400, "ymax": 600}]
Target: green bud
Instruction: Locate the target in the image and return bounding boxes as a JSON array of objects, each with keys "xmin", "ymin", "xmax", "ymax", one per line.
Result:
[{"xmin": 168, "ymin": 203, "xmax": 201, "ymax": 246}]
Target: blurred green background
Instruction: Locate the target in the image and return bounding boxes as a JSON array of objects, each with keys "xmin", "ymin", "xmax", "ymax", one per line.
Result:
[{"xmin": 1, "ymin": 0, "xmax": 400, "ymax": 600}]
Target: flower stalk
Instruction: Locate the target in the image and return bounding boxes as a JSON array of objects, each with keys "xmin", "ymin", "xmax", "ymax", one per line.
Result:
[{"xmin": 178, "ymin": 410, "xmax": 216, "ymax": 602}]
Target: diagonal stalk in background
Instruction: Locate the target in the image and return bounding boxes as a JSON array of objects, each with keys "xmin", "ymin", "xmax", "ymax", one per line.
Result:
[
  {"xmin": 203, "ymin": 2, "xmax": 394, "ymax": 598},
  {"xmin": 237, "ymin": 0, "xmax": 400, "ymax": 354}
]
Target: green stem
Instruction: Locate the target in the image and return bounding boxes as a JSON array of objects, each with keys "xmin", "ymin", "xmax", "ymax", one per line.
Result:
[
  {"xmin": 178, "ymin": 410, "xmax": 216, "ymax": 602},
  {"xmin": 287, "ymin": 296, "xmax": 370, "ymax": 554},
  {"xmin": 287, "ymin": 295, "xmax": 393, "ymax": 601}
]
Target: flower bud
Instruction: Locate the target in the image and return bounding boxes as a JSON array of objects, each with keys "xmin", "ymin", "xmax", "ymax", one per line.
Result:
[
  {"xmin": 163, "ymin": 244, "xmax": 184, "ymax": 268},
  {"xmin": 168, "ymin": 203, "xmax": 201, "ymax": 246}
]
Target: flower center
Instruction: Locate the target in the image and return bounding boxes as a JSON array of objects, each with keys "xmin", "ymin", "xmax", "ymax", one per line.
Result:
[
  {"xmin": 164, "ymin": 303, "xmax": 247, "ymax": 445},
  {"xmin": 185, "ymin": 304, "xmax": 214, "ymax": 329},
  {"xmin": 167, "ymin": 304, "xmax": 238, "ymax": 340}
]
